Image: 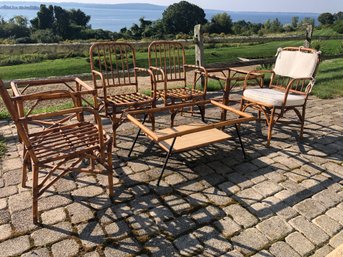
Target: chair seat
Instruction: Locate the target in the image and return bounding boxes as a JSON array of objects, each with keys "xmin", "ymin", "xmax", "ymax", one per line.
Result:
[
  {"xmin": 30, "ymin": 122, "xmax": 107, "ymax": 164},
  {"xmin": 157, "ymin": 88, "xmax": 205, "ymax": 99},
  {"xmin": 243, "ymin": 88, "xmax": 306, "ymax": 107},
  {"xmin": 106, "ymin": 92, "xmax": 153, "ymax": 107}
]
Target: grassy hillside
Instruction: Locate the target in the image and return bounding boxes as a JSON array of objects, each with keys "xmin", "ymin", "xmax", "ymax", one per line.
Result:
[{"xmin": 0, "ymin": 39, "xmax": 342, "ymax": 99}]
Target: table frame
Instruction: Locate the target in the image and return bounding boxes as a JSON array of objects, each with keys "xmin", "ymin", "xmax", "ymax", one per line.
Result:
[{"xmin": 127, "ymin": 100, "xmax": 255, "ymax": 185}]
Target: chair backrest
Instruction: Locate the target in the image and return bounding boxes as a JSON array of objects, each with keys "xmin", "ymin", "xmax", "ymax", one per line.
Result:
[
  {"xmin": 0, "ymin": 80, "xmax": 38, "ymax": 162},
  {"xmin": 274, "ymin": 47, "xmax": 320, "ymax": 79},
  {"xmin": 90, "ymin": 42, "xmax": 138, "ymax": 91},
  {"xmin": 271, "ymin": 47, "xmax": 320, "ymax": 94},
  {"xmin": 148, "ymin": 41, "xmax": 187, "ymax": 85}
]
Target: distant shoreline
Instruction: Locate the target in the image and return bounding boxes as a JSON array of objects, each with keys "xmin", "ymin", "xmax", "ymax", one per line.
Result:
[
  {"xmin": 0, "ymin": 2, "xmax": 320, "ymax": 32},
  {"xmin": 0, "ymin": 5, "xmax": 39, "ymax": 10}
]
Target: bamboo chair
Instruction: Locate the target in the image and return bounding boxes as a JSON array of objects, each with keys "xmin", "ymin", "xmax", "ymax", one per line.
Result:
[
  {"xmin": 0, "ymin": 80, "xmax": 113, "ymax": 224},
  {"xmin": 240, "ymin": 47, "xmax": 321, "ymax": 145},
  {"xmin": 148, "ymin": 41, "xmax": 208, "ymax": 125},
  {"xmin": 90, "ymin": 42, "xmax": 156, "ymax": 146}
]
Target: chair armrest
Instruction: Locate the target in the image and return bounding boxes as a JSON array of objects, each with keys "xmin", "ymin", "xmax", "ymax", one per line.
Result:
[
  {"xmin": 283, "ymin": 77, "xmax": 315, "ymax": 102},
  {"xmin": 91, "ymin": 70, "xmax": 106, "ymax": 88},
  {"xmin": 135, "ymin": 67, "xmax": 157, "ymax": 98},
  {"xmin": 12, "ymin": 89, "xmax": 78, "ymax": 103},
  {"xmin": 149, "ymin": 66, "xmax": 165, "ymax": 78},
  {"xmin": 243, "ymin": 69, "xmax": 273, "ymax": 91},
  {"xmin": 74, "ymin": 78, "xmax": 94, "ymax": 91}
]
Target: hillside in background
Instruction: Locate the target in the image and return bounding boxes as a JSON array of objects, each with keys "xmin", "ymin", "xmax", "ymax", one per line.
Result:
[{"xmin": 0, "ymin": 1, "xmax": 320, "ymax": 32}]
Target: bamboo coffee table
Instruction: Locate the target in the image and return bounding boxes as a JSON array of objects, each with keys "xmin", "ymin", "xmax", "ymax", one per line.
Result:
[{"xmin": 127, "ymin": 100, "xmax": 255, "ymax": 185}]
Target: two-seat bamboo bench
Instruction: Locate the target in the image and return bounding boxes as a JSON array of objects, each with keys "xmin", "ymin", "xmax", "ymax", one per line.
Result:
[{"xmin": 127, "ymin": 100, "xmax": 255, "ymax": 185}]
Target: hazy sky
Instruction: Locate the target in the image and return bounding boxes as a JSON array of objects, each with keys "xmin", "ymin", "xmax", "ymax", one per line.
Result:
[{"xmin": 6, "ymin": 0, "xmax": 343, "ymax": 13}]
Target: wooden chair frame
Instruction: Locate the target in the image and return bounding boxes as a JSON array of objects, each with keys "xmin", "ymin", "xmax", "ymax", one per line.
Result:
[
  {"xmin": 127, "ymin": 100, "xmax": 254, "ymax": 185},
  {"xmin": 0, "ymin": 80, "xmax": 113, "ymax": 224},
  {"xmin": 148, "ymin": 41, "xmax": 208, "ymax": 125},
  {"xmin": 240, "ymin": 47, "xmax": 321, "ymax": 145},
  {"xmin": 90, "ymin": 42, "xmax": 156, "ymax": 146}
]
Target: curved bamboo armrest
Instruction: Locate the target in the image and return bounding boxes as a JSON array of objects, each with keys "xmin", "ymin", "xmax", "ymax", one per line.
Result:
[
  {"xmin": 135, "ymin": 67, "xmax": 157, "ymax": 94},
  {"xmin": 149, "ymin": 66, "xmax": 166, "ymax": 78},
  {"xmin": 12, "ymin": 89, "xmax": 79, "ymax": 103},
  {"xmin": 243, "ymin": 69, "xmax": 273, "ymax": 90},
  {"xmin": 10, "ymin": 78, "xmax": 94, "ymax": 97},
  {"xmin": 91, "ymin": 70, "xmax": 106, "ymax": 89},
  {"xmin": 74, "ymin": 78, "xmax": 95, "ymax": 92},
  {"xmin": 279, "ymin": 77, "xmax": 316, "ymax": 106}
]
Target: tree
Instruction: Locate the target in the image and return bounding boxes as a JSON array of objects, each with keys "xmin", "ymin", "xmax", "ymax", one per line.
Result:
[
  {"xmin": 53, "ymin": 6, "xmax": 70, "ymax": 38},
  {"xmin": 334, "ymin": 12, "xmax": 343, "ymax": 21},
  {"xmin": 31, "ymin": 4, "xmax": 54, "ymax": 30},
  {"xmin": 318, "ymin": 12, "xmax": 334, "ymax": 25},
  {"xmin": 9, "ymin": 16, "xmax": 28, "ymax": 27},
  {"xmin": 333, "ymin": 20, "xmax": 343, "ymax": 34},
  {"xmin": 291, "ymin": 16, "xmax": 299, "ymax": 29},
  {"xmin": 208, "ymin": 13, "xmax": 232, "ymax": 34},
  {"xmin": 162, "ymin": 1, "xmax": 207, "ymax": 34},
  {"xmin": 69, "ymin": 9, "xmax": 91, "ymax": 27}
]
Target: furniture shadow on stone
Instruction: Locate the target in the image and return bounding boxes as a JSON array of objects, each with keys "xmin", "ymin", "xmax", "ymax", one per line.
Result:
[{"xmin": 127, "ymin": 100, "xmax": 255, "ymax": 186}]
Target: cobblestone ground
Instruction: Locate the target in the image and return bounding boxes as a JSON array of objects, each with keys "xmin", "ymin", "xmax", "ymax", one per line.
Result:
[{"xmin": 0, "ymin": 94, "xmax": 342, "ymax": 257}]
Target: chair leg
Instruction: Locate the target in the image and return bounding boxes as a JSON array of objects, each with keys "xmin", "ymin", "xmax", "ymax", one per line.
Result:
[
  {"xmin": 107, "ymin": 142, "xmax": 114, "ymax": 198},
  {"xmin": 299, "ymin": 105, "xmax": 306, "ymax": 139},
  {"xmin": 198, "ymin": 104, "xmax": 205, "ymax": 122},
  {"xmin": 111, "ymin": 113, "xmax": 120, "ymax": 147},
  {"xmin": 170, "ymin": 110, "xmax": 177, "ymax": 128},
  {"xmin": 267, "ymin": 108, "xmax": 276, "ymax": 146},
  {"xmin": 22, "ymin": 148, "xmax": 29, "ymax": 188},
  {"xmin": 32, "ymin": 165, "xmax": 39, "ymax": 224},
  {"xmin": 149, "ymin": 113, "xmax": 155, "ymax": 131}
]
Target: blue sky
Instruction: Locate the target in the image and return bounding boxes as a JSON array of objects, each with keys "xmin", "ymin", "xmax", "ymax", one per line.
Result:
[{"xmin": 6, "ymin": 0, "xmax": 343, "ymax": 13}]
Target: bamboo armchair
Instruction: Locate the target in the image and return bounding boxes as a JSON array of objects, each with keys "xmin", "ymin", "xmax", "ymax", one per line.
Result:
[
  {"xmin": 90, "ymin": 42, "xmax": 156, "ymax": 146},
  {"xmin": 148, "ymin": 41, "xmax": 208, "ymax": 125},
  {"xmin": 240, "ymin": 47, "xmax": 321, "ymax": 145},
  {"xmin": 0, "ymin": 79, "xmax": 113, "ymax": 224}
]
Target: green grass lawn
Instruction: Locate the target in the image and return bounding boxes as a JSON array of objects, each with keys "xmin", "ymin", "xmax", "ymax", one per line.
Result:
[
  {"xmin": 313, "ymin": 58, "xmax": 343, "ymax": 99},
  {"xmin": 0, "ymin": 39, "xmax": 342, "ymax": 99}
]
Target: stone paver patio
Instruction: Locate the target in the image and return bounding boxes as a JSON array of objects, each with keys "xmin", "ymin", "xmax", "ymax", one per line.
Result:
[{"xmin": 0, "ymin": 93, "xmax": 342, "ymax": 257}]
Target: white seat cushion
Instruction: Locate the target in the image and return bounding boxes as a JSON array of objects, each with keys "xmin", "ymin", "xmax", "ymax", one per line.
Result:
[{"xmin": 243, "ymin": 88, "xmax": 306, "ymax": 107}]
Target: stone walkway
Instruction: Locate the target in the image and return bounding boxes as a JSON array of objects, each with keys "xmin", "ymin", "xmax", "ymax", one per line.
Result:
[{"xmin": 0, "ymin": 94, "xmax": 342, "ymax": 257}]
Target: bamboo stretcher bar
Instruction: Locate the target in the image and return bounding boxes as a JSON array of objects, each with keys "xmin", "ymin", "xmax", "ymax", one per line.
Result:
[{"xmin": 127, "ymin": 102, "xmax": 254, "ymax": 143}]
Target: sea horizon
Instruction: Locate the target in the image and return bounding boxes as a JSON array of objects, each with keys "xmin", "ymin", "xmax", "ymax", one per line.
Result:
[{"xmin": 0, "ymin": 2, "xmax": 320, "ymax": 32}]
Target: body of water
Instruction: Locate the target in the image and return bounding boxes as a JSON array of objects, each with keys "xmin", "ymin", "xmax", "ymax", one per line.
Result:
[{"xmin": 0, "ymin": 2, "xmax": 319, "ymax": 32}]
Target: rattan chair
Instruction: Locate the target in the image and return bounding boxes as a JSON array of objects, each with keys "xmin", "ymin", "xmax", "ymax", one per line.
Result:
[
  {"xmin": 0, "ymin": 80, "xmax": 113, "ymax": 223},
  {"xmin": 90, "ymin": 42, "xmax": 156, "ymax": 146},
  {"xmin": 148, "ymin": 41, "xmax": 208, "ymax": 125},
  {"xmin": 240, "ymin": 47, "xmax": 321, "ymax": 145}
]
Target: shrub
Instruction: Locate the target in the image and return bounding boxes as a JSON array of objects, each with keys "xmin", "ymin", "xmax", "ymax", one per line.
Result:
[
  {"xmin": 333, "ymin": 20, "xmax": 343, "ymax": 34},
  {"xmin": 31, "ymin": 29, "xmax": 62, "ymax": 43}
]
